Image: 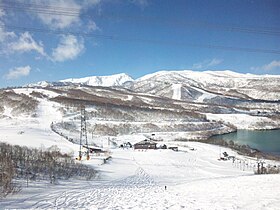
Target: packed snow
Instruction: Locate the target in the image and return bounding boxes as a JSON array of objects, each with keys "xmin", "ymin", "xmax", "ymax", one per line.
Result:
[
  {"xmin": 1, "ymin": 138, "xmax": 280, "ymax": 209},
  {"xmin": 1, "ymin": 109, "xmax": 280, "ymax": 209}
]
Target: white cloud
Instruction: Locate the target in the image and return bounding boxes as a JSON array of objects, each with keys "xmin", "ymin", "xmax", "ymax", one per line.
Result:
[
  {"xmin": 263, "ymin": 60, "xmax": 280, "ymax": 71},
  {"xmin": 131, "ymin": 0, "xmax": 149, "ymax": 8},
  {"xmin": 192, "ymin": 64, "xmax": 201, "ymax": 69},
  {"xmin": 7, "ymin": 32, "xmax": 46, "ymax": 56},
  {"xmin": 0, "ymin": 5, "xmax": 45, "ymax": 58},
  {"xmin": 251, "ymin": 60, "xmax": 280, "ymax": 72},
  {"xmin": 0, "ymin": 9, "xmax": 5, "ymax": 17},
  {"xmin": 208, "ymin": 58, "xmax": 223, "ymax": 67},
  {"xmin": 52, "ymin": 35, "xmax": 84, "ymax": 62},
  {"xmin": 0, "ymin": 1, "xmax": 100, "ymax": 60},
  {"xmin": 87, "ymin": 20, "xmax": 99, "ymax": 31},
  {"xmin": 0, "ymin": 10, "xmax": 16, "ymax": 42},
  {"xmin": 4, "ymin": 66, "xmax": 31, "ymax": 80},
  {"xmin": 35, "ymin": 0, "xmax": 81, "ymax": 29},
  {"xmin": 0, "ymin": 24, "xmax": 16, "ymax": 43},
  {"xmin": 192, "ymin": 58, "xmax": 223, "ymax": 69},
  {"xmin": 25, "ymin": 0, "xmax": 100, "ymax": 29},
  {"xmin": 82, "ymin": 0, "xmax": 101, "ymax": 7}
]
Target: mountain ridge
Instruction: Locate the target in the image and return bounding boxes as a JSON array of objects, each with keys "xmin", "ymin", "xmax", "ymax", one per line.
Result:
[
  {"xmin": 23, "ymin": 69, "xmax": 280, "ymax": 102},
  {"xmin": 1, "ymin": 69, "xmax": 280, "ymax": 144}
]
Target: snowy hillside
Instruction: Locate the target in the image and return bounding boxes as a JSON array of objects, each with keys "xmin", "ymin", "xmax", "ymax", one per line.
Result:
[
  {"xmin": 1, "ymin": 69, "xmax": 280, "ymax": 137},
  {"xmin": 0, "ymin": 85, "xmax": 238, "ymax": 145},
  {"xmin": 2, "ymin": 142, "xmax": 280, "ymax": 209},
  {"xmin": 1, "ymin": 70, "xmax": 280, "ymax": 209}
]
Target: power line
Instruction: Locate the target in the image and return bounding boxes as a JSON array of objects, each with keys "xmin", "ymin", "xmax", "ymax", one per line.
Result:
[
  {"xmin": 0, "ymin": 1, "xmax": 81, "ymax": 12},
  {"xmin": 1, "ymin": 24, "xmax": 280, "ymax": 55},
  {"xmin": 1, "ymin": 2, "xmax": 280, "ymax": 36},
  {"xmin": 0, "ymin": 3, "xmax": 81, "ymax": 15}
]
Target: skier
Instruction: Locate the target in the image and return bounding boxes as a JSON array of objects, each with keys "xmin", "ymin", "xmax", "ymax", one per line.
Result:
[{"xmin": 165, "ymin": 186, "xmax": 167, "ymax": 190}]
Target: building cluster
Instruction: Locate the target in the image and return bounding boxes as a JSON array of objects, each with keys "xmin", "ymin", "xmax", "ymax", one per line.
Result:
[{"xmin": 132, "ymin": 139, "xmax": 178, "ymax": 151}]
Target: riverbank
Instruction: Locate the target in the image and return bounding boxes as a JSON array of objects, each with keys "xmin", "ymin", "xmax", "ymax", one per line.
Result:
[{"xmin": 204, "ymin": 137, "xmax": 280, "ymax": 161}]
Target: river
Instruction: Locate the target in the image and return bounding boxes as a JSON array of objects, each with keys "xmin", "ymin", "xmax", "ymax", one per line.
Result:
[{"xmin": 210, "ymin": 129, "xmax": 280, "ymax": 155}]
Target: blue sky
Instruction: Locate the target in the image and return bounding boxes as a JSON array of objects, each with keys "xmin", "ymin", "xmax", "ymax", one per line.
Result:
[{"xmin": 0, "ymin": 0, "xmax": 279, "ymax": 87}]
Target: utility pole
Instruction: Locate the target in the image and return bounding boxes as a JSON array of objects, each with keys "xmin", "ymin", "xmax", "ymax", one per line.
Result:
[{"xmin": 79, "ymin": 105, "xmax": 89, "ymax": 160}]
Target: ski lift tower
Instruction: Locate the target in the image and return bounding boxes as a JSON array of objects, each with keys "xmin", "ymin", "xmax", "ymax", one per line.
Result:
[{"xmin": 79, "ymin": 105, "xmax": 89, "ymax": 160}]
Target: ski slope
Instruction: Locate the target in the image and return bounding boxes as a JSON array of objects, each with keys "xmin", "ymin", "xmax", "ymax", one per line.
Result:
[
  {"xmin": 1, "ymin": 91, "xmax": 280, "ymax": 209},
  {"xmin": 172, "ymin": 84, "xmax": 182, "ymax": 100},
  {"xmin": 2, "ymin": 142, "xmax": 280, "ymax": 209}
]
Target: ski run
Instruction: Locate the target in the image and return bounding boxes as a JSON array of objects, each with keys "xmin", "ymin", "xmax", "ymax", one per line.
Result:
[{"xmin": 1, "ymin": 116, "xmax": 280, "ymax": 210}]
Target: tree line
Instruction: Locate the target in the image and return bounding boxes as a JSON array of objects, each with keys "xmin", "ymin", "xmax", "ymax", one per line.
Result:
[{"xmin": 0, "ymin": 143, "xmax": 96, "ymax": 198}]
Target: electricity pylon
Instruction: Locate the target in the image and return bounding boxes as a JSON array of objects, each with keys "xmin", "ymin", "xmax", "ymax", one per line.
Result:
[{"xmin": 79, "ymin": 105, "xmax": 90, "ymax": 160}]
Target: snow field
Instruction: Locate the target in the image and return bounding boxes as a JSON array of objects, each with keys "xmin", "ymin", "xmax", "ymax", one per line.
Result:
[
  {"xmin": 1, "ymin": 85, "xmax": 280, "ymax": 209},
  {"xmin": 0, "ymin": 118, "xmax": 78, "ymax": 154},
  {"xmin": 13, "ymin": 88, "xmax": 60, "ymax": 98},
  {"xmin": 206, "ymin": 113, "xmax": 277, "ymax": 130},
  {"xmin": 172, "ymin": 84, "xmax": 182, "ymax": 100},
  {"xmin": 3, "ymin": 142, "xmax": 280, "ymax": 210}
]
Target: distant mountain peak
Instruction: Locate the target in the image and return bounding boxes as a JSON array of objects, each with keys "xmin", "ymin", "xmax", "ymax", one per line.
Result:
[
  {"xmin": 60, "ymin": 73, "xmax": 134, "ymax": 87},
  {"xmin": 24, "ymin": 69, "xmax": 280, "ymax": 102},
  {"xmin": 25, "ymin": 73, "xmax": 134, "ymax": 88}
]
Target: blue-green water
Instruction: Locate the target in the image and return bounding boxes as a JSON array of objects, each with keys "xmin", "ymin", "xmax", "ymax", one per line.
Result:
[{"xmin": 211, "ymin": 130, "xmax": 280, "ymax": 155}]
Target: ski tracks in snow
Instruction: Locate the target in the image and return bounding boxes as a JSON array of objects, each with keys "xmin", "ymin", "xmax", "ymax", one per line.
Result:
[{"xmin": 30, "ymin": 167, "xmax": 184, "ymax": 209}]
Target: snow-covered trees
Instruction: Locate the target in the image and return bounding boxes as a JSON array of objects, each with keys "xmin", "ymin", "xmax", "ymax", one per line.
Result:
[
  {"xmin": 0, "ymin": 143, "xmax": 96, "ymax": 198},
  {"xmin": 0, "ymin": 144, "xmax": 21, "ymax": 198}
]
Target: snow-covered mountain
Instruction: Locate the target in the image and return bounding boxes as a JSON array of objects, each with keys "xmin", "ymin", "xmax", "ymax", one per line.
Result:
[
  {"xmin": 26, "ymin": 73, "xmax": 134, "ymax": 88},
  {"xmin": 1, "ymin": 69, "xmax": 279, "ymax": 138},
  {"xmin": 26, "ymin": 70, "xmax": 280, "ymax": 101},
  {"xmin": 60, "ymin": 73, "xmax": 134, "ymax": 87},
  {"xmin": 2, "ymin": 70, "xmax": 280, "ymax": 210},
  {"xmin": 25, "ymin": 80, "xmax": 69, "ymax": 88},
  {"xmin": 130, "ymin": 70, "xmax": 280, "ymax": 101}
]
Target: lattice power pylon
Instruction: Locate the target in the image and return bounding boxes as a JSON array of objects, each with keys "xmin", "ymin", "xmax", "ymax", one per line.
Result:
[{"xmin": 79, "ymin": 105, "xmax": 90, "ymax": 160}]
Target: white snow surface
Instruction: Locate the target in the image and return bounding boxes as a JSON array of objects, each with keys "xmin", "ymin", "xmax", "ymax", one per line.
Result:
[
  {"xmin": 2, "ymin": 140, "xmax": 280, "ymax": 209},
  {"xmin": 1, "ymin": 71, "xmax": 280, "ymax": 209},
  {"xmin": 13, "ymin": 87, "xmax": 60, "ymax": 98},
  {"xmin": 1, "ymin": 108, "xmax": 280, "ymax": 209},
  {"xmin": 0, "ymin": 98, "xmax": 75, "ymax": 154},
  {"xmin": 135, "ymin": 69, "xmax": 280, "ymax": 101},
  {"xmin": 60, "ymin": 73, "xmax": 134, "ymax": 87},
  {"xmin": 3, "ymin": 106, "xmax": 13, "ymax": 118},
  {"xmin": 172, "ymin": 84, "xmax": 182, "ymax": 100},
  {"xmin": 192, "ymin": 86, "xmax": 217, "ymax": 102},
  {"xmin": 206, "ymin": 113, "xmax": 277, "ymax": 130},
  {"xmin": 0, "ymin": 118, "xmax": 78, "ymax": 154},
  {"xmin": 24, "ymin": 69, "xmax": 280, "ymax": 100},
  {"xmin": 137, "ymin": 69, "xmax": 264, "ymax": 82}
]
